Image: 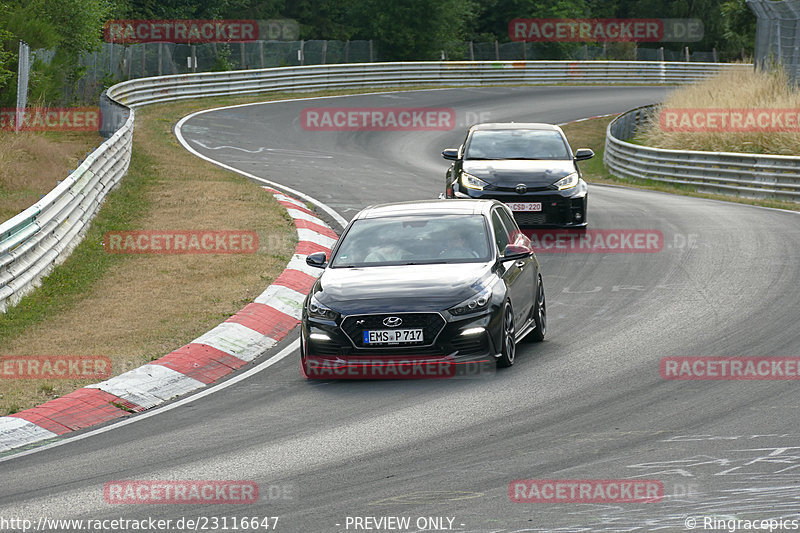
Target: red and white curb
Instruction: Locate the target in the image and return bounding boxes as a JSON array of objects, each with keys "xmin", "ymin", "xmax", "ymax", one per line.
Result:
[{"xmin": 0, "ymin": 187, "xmax": 337, "ymax": 453}]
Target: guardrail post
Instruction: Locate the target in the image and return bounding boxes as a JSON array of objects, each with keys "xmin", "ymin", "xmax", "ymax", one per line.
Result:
[
  {"xmin": 469, "ymin": 41, "xmax": 474, "ymax": 61},
  {"xmin": 259, "ymin": 40, "xmax": 264, "ymax": 68},
  {"xmin": 345, "ymin": 40, "xmax": 350, "ymax": 62},
  {"xmin": 369, "ymin": 40, "xmax": 373, "ymax": 62},
  {"xmin": 240, "ymin": 42, "xmax": 246, "ymax": 69},
  {"xmin": 15, "ymin": 41, "xmax": 30, "ymax": 134},
  {"xmin": 494, "ymin": 40, "xmax": 499, "ymax": 60},
  {"xmin": 322, "ymin": 40, "xmax": 327, "ymax": 64}
]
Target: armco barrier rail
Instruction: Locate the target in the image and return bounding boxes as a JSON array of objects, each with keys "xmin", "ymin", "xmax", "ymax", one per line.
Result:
[
  {"xmin": 0, "ymin": 60, "xmax": 750, "ymax": 313},
  {"xmin": 604, "ymin": 104, "xmax": 800, "ymax": 202},
  {"xmin": 0, "ymin": 104, "xmax": 132, "ymax": 313},
  {"xmin": 106, "ymin": 61, "xmax": 749, "ymax": 107}
]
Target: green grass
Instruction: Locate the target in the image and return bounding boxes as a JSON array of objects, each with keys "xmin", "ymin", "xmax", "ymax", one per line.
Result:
[{"xmin": 0, "ymin": 146, "xmax": 154, "ymax": 342}]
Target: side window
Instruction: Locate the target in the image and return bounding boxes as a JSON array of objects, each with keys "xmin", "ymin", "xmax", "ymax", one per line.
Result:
[
  {"xmin": 497, "ymin": 207, "xmax": 519, "ymax": 241},
  {"xmin": 491, "ymin": 211, "xmax": 510, "ymax": 252}
]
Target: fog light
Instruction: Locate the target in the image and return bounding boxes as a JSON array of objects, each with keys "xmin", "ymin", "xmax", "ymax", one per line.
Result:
[
  {"xmin": 574, "ymin": 212, "xmax": 582, "ymax": 220},
  {"xmin": 309, "ymin": 333, "xmax": 331, "ymax": 341},
  {"xmin": 460, "ymin": 327, "xmax": 485, "ymax": 336}
]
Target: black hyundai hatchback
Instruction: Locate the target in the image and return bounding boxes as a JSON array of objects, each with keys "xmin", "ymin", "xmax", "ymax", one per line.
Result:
[
  {"xmin": 300, "ymin": 199, "xmax": 546, "ymax": 379},
  {"xmin": 441, "ymin": 123, "xmax": 594, "ymax": 228}
]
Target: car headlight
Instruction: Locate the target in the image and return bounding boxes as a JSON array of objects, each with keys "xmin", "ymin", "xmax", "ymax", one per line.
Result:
[
  {"xmin": 308, "ymin": 294, "xmax": 338, "ymax": 321},
  {"xmin": 449, "ymin": 286, "xmax": 492, "ymax": 316},
  {"xmin": 461, "ymin": 172, "xmax": 489, "ymax": 190},
  {"xmin": 553, "ymin": 172, "xmax": 579, "ymax": 190}
]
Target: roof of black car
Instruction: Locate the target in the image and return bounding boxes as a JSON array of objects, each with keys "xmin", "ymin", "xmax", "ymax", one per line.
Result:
[
  {"xmin": 357, "ymin": 199, "xmax": 500, "ymax": 219},
  {"xmin": 469, "ymin": 123, "xmax": 561, "ymax": 131}
]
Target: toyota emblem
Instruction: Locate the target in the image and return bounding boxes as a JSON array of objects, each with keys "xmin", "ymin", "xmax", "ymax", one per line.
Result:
[
  {"xmin": 383, "ymin": 316, "xmax": 403, "ymax": 327},
  {"xmin": 515, "ymin": 184, "xmax": 528, "ymax": 194}
]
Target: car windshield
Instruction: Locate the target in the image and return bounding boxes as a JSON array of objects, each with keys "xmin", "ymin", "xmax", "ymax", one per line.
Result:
[
  {"xmin": 331, "ymin": 214, "xmax": 491, "ymax": 267},
  {"xmin": 465, "ymin": 129, "xmax": 570, "ymax": 160}
]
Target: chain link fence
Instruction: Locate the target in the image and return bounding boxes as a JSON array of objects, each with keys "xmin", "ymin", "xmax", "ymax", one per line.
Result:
[
  {"xmin": 65, "ymin": 40, "xmax": 379, "ymax": 102},
  {"xmin": 748, "ymin": 0, "xmax": 800, "ymax": 84},
  {"xmin": 463, "ymin": 41, "xmax": 718, "ymax": 63},
  {"xmin": 27, "ymin": 39, "xmax": 725, "ymax": 103}
]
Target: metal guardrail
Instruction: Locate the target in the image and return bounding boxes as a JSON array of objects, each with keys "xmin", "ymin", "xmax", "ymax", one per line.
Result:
[
  {"xmin": 107, "ymin": 61, "xmax": 750, "ymax": 107},
  {"xmin": 0, "ymin": 60, "xmax": 752, "ymax": 313},
  {"xmin": 604, "ymin": 104, "xmax": 800, "ymax": 202},
  {"xmin": 0, "ymin": 105, "xmax": 133, "ymax": 312}
]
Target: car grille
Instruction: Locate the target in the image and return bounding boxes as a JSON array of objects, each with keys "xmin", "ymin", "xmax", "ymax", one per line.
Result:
[
  {"xmin": 495, "ymin": 185, "xmax": 552, "ymax": 193},
  {"xmin": 308, "ymin": 341, "xmax": 342, "ymax": 356},
  {"xmin": 451, "ymin": 334, "xmax": 489, "ymax": 356},
  {"xmin": 341, "ymin": 313, "xmax": 446, "ymax": 348},
  {"xmin": 514, "ymin": 212, "xmax": 548, "ymax": 226}
]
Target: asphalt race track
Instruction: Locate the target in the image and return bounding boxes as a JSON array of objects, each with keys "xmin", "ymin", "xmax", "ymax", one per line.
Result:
[{"xmin": 2, "ymin": 86, "xmax": 800, "ymax": 532}]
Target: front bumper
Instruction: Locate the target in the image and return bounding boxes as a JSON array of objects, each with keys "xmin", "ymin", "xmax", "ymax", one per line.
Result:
[
  {"xmin": 301, "ymin": 310, "xmax": 500, "ymax": 379},
  {"xmin": 453, "ymin": 182, "xmax": 588, "ymax": 228}
]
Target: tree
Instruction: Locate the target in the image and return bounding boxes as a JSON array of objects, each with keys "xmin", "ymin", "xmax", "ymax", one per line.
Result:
[
  {"xmin": 0, "ymin": 1, "xmax": 61, "ymax": 106},
  {"xmin": 721, "ymin": 0, "xmax": 756, "ymax": 58},
  {"xmin": 347, "ymin": 0, "xmax": 477, "ymax": 60}
]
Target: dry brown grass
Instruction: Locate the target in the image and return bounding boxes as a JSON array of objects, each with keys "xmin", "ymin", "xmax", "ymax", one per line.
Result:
[
  {"xmin": 0, "ymin": 103, "xmax": 295, "ymax": 415},
  {"xmin": 638, "ymin": 67, "xmax": 800, "ymax": 155},
  {"xmin": 561, "ymin": 114, "xmax": 799, "ymax": 212},
  {"xmin": 0, "ymin": 131, "xmax": 102, "ymax": 222}
]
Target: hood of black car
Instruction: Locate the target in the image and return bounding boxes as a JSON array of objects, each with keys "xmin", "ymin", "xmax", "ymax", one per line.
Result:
[
  {"xmin": 314, "ymin": 263, "xmax": 494, "ymax": 314},
  {"xmin": 463, "ymin": 160, "xmax": 575, "ymax": 188}
]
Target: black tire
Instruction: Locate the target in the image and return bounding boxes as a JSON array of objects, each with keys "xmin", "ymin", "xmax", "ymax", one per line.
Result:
[
  {"xmin": 300, "ymin": 336, "xmax": 312, "ymax": 379},
  {"xmin": 529, "ymin": 276, "xmax": 546, "ymax": 342},
  {"xmin": 496, "ymin": 301, "xmax": 516, "ymax": 368}
]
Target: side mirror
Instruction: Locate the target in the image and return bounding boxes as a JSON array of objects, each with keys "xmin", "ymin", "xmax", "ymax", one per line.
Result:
[
  {"xmin": 442, "ymin": 148, "xmax": 459, "ymax": 161},
  {"xmin": 502, "ymin": 243, "xmax": 531, "ymax": 261},
  {"xmin": 574, "ymin": 148, "xmax": 594, "ymax": 161},
  {"xmin": 306, "ymin": 251, "xmax": 328, "ymax": 268}
]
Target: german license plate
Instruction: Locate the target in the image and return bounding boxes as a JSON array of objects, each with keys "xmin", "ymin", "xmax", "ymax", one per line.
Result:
[
  {"xmin": 507, "ymin": 202, "xmax": 542, "ymax": 212},
  {"xmin": 363, "ymin": 329, "xmax": 424, "ymax": 344}
]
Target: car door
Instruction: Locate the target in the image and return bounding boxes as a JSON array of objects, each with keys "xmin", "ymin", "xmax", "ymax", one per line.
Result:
[
  {"xmin": 497, "ymin": 206, "xmax": 537, "ymax": 323},
  {"xmin": 491, "ymin": 208, "xmax": 530, "ymax": 328}
]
